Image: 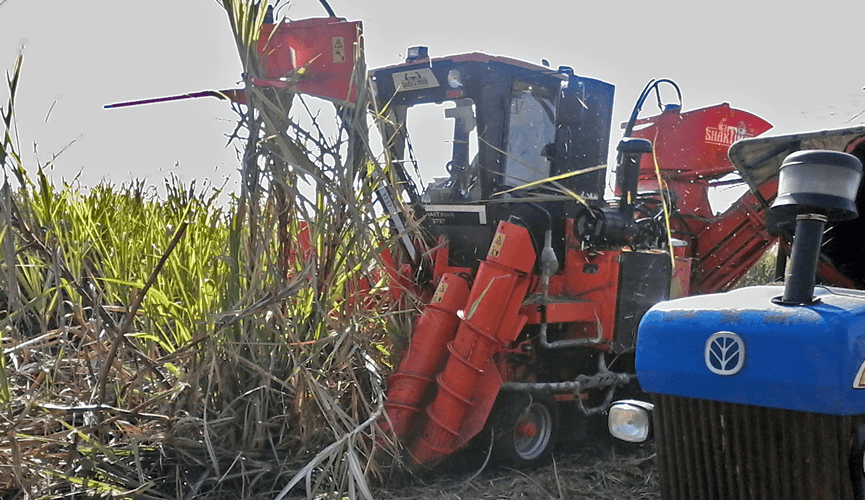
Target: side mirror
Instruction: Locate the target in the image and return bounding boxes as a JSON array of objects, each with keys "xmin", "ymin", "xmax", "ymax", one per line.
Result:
[{"xmin": 608, "ymin": 399, "xmax": 654, "ymax": 443}]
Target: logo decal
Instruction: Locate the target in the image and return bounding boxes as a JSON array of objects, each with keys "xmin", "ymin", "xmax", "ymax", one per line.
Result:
[
  {"xmin": 392, "ymin": 68, "xmax": 440, "ymax": 92},
  {"xmin": 704, "ymin": 118, "xmax": 751, "ymax": 147},
  {"xmin": 705, "ymin": 331, "xmax": 745, "ymax": 376}
]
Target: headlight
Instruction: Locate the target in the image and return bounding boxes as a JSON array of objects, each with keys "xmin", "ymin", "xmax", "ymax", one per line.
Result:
[{"xmin": 608, "ymin": 399, "xmax": 653, "ymax": 443}]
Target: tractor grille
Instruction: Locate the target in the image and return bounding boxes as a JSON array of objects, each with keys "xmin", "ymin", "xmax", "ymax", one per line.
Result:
[{"xmin": 654, "ymin": 394, "xmax": 863, "ymax": 500}]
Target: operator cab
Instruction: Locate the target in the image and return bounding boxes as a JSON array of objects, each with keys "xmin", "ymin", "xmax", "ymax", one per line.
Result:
[{"xmin": 370, "ymin": 49, "xmax": 615, "ymax": 268}]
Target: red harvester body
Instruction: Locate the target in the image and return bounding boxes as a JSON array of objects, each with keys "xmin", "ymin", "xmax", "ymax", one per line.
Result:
[{"xmin": 105, "ymin": 14, "xmax": 865, "ymax": 470}]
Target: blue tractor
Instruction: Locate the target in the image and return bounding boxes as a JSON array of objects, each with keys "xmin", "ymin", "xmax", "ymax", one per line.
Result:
[{"xmin": 609, "ymin": 128, "xmax": 865, "ymax": 499}]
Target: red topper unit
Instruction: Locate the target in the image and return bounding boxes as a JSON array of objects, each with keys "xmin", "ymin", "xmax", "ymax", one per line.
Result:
[
  {"xmin": 256, "ymin": 17, "xmax": 361, "ymax": 105},
  {"xmin": 105, "ymin": 17, "xmax": 362, "ymax": 109}
]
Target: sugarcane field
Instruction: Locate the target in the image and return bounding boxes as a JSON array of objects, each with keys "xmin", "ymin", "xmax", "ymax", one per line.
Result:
[{"xmin": 4, "ymin": 0, "xmax": 865, "ymax": 499}]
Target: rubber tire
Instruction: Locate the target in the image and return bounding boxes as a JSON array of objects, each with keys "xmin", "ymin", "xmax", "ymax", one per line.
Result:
[{"xmin": 488, "ymin": 392, "xmax": 559, "ymax": 469}]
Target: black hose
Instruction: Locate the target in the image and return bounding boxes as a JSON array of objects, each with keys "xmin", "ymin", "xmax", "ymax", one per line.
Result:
[
  {"xmin": 622, "ymin": 79, "xmax": 682, "ymax": 139},
  {"xmin": 318, "ymin": 0, "xmax": 336, "ymax": 17}
]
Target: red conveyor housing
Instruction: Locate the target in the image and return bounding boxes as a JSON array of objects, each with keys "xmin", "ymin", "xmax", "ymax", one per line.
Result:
[
  {"xmin": 408, "ymin": 222, "xmax": 535, "ymax": 466},
  {"xmin": 382, "ymin": 273, "xmax": 470, "ymax": 439}
]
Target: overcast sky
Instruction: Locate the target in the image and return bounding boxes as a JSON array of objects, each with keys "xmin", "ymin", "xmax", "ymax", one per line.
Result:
[{"xmin": 1, "ymin": 0, "xmax": 863, "ymax": 198}]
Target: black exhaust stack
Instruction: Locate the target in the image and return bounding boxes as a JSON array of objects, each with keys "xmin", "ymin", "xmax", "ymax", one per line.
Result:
[{"xmin": 771, "ymin": 150, "xmax": 862, "ymax": 305}]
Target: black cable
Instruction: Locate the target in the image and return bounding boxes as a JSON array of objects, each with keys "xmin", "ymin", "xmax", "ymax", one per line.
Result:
[
  {"xmin": 318, "ymin": 0, "xmax": 336, "ymax": 17},
  {"xmin": 622, "ymin": 79, "xmax": 683, "ymax": 139},
  {"xmin": 650, "ymin": 79, "xmax": 682, "ymax": 113}
]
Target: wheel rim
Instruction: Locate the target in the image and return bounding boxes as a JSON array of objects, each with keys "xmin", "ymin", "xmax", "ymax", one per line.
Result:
[{"xmin": 513, "ymin": 402, "xmax": 553, "ymax": 460}]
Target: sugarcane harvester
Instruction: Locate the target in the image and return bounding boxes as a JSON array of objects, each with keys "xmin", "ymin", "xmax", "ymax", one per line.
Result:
[
  {"xmin": 370, "ymin": 48, "xmax": 781, "ymax": 467},
  {"xmin": 105, "ymin": 12, "xmax": 797, "ymax": 470}
]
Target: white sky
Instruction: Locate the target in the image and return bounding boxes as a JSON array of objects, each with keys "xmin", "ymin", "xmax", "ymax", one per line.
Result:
[{"xmin": 1, "ymin": 0, "xmax": 864, "ymax": 200}]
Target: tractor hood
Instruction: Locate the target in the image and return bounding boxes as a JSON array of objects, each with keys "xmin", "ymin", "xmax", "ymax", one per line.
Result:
[
  {"xmin": 729, "ymin": 125, "xmax": 865, "ymax": 193},
  {"xmin": 636, "ymin": 284, "xmax": 865, "ymax": 415}
]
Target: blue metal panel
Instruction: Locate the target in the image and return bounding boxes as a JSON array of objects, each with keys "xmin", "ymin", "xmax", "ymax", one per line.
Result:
[{"xmin": 636, "ymin": 285, "xmax": 865, "ymax": 415}]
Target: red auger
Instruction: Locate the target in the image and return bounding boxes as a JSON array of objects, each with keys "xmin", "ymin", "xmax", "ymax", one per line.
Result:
[{"xmin": 409, "ymin": 221, "xmax": 536, "ymax": 466}]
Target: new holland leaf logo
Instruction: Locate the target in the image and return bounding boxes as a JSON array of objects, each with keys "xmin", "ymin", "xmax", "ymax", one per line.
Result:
[{"xmin": 705, "ymin": 331, "xmax": 745, "ymax": 376}]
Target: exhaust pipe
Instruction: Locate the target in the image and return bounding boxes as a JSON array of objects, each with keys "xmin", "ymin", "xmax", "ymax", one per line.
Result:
[{"xmin": 771, "ymin": 150, "xmax": 862, "ymax": 304}]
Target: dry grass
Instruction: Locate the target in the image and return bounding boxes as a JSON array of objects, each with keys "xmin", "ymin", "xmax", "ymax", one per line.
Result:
[{"xmin": 0, "ymin": 2, "xmax": 414, "ymax": 497}]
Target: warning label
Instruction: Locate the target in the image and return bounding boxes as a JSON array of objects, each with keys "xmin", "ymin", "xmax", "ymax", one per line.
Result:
[
  {"xmin": 431, "ymin": 281, "xmax": 449, "ymax": 304},
  {"xmin": 332, "ymin": 37, "xmax": 346, "ymax": 63},
  {"xmin": 488, "ymin": 232, "xmax": 506, "ymax": 259}
]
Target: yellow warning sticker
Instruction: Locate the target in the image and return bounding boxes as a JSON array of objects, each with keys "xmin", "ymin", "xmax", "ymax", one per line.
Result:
[
  {"xmin": 332, "ymin": 36, "xmax": 345, "ymax": 63},
  {"xmin": 854, "ymin": 359, "xmax": 865, "ymax": 389},
  {"xmin": 332, "ymin": 37, "xmax": 346, "ymax": 63},
  {"xmin": 488, "ymin": 232, "xmax": 506, "ymax": 259},
  {"xmin": 431, "ymin": 281, "xmax": 448, "ymax": 304}
]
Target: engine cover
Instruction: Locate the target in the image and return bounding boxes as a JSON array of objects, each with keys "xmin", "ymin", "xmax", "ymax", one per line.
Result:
[{"xmin": 636, "ymin": 285, "xmax": 865, "ymax": 415}]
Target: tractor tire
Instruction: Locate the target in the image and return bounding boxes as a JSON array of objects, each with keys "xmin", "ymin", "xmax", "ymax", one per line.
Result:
[{"xmin": 488, "ymin": 392, "xmax": 559, "ymax": 468}]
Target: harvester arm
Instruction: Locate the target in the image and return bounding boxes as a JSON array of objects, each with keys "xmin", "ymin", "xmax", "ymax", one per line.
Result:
[{"xmin": 689, "ymin": 182, "xmax": 778, "ymax": 294}]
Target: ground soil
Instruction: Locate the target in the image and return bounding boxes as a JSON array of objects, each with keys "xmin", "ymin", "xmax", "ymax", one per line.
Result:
[{"xmin": 378, "ymin": 417, "xmax": 660, "ymax": 500}]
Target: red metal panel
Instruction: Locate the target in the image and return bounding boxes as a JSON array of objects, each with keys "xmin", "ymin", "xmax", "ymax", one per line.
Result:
[
  {"xmin": 560, "ymin": 249, "xmax": 621, "ymax": 342},
  {"xmin": 257, "ymin": 17, "xmax": 361, "ymax": 104},
  {"xmin": 522, "ymin": 301, "xmax": 598, "ymax": 324},
  {"xmin": 630, "ymin": 104, "xmax": 772, "ymax": 179}
]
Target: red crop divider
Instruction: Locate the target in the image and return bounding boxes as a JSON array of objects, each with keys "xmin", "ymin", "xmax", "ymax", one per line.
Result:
[
  {"xmin": 410, "ymin": 221, "xmax": 535, "ymax": 466},
  {"xmin": 383, "ymin": 273, "xmax": 471, "ymax": 439}
]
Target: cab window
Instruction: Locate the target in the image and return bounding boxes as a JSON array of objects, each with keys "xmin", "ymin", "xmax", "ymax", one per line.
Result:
[{"xmin": 503, "ymin": 82, "xmax": 557, "ymax": 189}]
